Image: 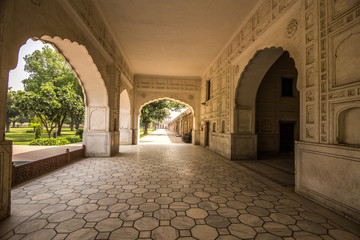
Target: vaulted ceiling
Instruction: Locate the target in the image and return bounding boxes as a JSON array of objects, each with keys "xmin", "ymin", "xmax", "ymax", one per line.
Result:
[{"xmin": 93, "ymin": 0, "xmax": 260, "ymax": 77}]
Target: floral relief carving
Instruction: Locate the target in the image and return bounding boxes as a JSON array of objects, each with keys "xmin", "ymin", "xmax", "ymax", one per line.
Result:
[{"xmin": 286, "ymin": 19, "xmax": 298, "ymax": 38}]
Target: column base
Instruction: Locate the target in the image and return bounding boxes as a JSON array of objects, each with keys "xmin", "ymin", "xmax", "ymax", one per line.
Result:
[
  {"xmin": 120, "ymin": 129, "xmax": 133, "ymax": 145},
  {"xmin": 231, "ymin": 133, "xmax": 257, "ymax": 160}
]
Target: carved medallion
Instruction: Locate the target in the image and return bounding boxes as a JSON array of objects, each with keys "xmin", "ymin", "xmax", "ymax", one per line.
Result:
[{"xmin": 286, "ymin": 19, "xmax": 298, "ymax": 38}]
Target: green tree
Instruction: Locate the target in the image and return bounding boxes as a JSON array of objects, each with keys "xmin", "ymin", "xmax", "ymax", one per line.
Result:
[
  {"xmin": 15, "ymin": 83, "xmax": 83, "ymax": 138},
  {"xmin": 5, "ymin": 88, "xmax": 20, "ymax": 132},
  {"xmin": 140, "ymin": 100, "xmax": 186, "ymax": 135},
  {"xmin": 56, "ymin": 86, "xmax": 84, "ymax": 136},
  {"xmin": 22, "ymin": 45, "xmax": 84, "ymax": 135},
  {"xmin": 22, "ymin": 46, "xmax": 82, "ymax": 95}
]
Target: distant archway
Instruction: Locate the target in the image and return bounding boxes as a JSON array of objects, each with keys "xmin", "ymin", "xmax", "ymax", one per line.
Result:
[
  {"xmin": 136, "ymin": 97, "xmax": 195, "ymax": 144},
  {"xmin": 119, "ymin": 89, "xmax": 132, "ymax": 145}
]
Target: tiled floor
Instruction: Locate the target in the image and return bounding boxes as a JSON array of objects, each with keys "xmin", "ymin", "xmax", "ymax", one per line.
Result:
[{"xmin": 1, "ymin": 143, "xmax": 359, "ymax": 240}]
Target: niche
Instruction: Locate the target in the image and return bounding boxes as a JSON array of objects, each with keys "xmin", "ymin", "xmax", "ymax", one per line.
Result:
[{"xmin": 338, "ymin": 107, "xmax": 360, "ymax": 145}]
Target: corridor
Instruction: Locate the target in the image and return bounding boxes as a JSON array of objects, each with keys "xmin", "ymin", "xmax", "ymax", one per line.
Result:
[
  {"xmin": 0, "ymin": 143, "xmax": 359, "ymax": 240},
  {"xmin": 139, "ymin": 129, "xmax": 184, "ymax": 144}
]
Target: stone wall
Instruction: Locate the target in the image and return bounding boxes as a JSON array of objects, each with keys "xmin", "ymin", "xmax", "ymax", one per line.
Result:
[
  {"xmin": 168, "ymin": 109, "xmax": 193, "ymax": 136},
  {"xmin": 295, "ymin": 0, "xmax": 360, "ymax": 222}
]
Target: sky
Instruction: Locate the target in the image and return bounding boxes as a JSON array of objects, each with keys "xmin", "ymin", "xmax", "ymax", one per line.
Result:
[{"xmin": 8, "ymin": 39, "xmax": 52, "ymax": 91}]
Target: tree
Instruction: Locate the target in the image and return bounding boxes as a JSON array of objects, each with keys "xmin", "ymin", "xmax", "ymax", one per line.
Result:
[
  {"xmin": 22, "ymin": 46, "xmax": 82, "ymax": 95},
  {"xmin": 22, "ymin": 45, "xmax": 84, "ymax": 135},
  {"xmin": 56, "ymin": 86, "xmax": 84, "ymax": 136},
  {"xmin": 140, "ymin": 100, "xmax": 186, "ymax": 135},
  {"xmin": 5, "ymin": 89, "xmax": 20, "ymax": 132},
  {"xmin": 14, "ymin": 83, "xmax": 83, "ymax": 138}
]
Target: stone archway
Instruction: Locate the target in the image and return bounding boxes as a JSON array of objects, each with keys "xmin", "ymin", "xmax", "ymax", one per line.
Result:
[
  {"xmin": 255, "ymin": 51, "xmax": 299, "ymax": 156},
  {"xmin": 233, "ymin": 47, "xmax": 299, "ymax": 159},
  {"xmin": 119, "ymin": 89, "xmax": 132, "ymax": 145},
  {"xmin": 135, "ymin": 97, "xmax": 196, "ymax": 145},
  {"xmin": 38, "ymin": 36, "xmax": 111, "ymax": 157}
]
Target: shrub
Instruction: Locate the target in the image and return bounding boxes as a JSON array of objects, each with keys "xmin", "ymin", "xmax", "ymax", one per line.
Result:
[
  {"xmin": 65, "ymin": 137, "xmax": 82, "ymax": 143},
  {"xmin": 30, "ymin": 138, "xmax": 70, "ymax": 146},
  {"xmin": 75, "ymin": 128, "xmax": 84, "ymax": 139},
  {"xmin": 26, "ymin": 130, "xmax": 34, "ymax": 133},
  {"xmin": 29, "ymin": 123, "xmax": 42, "ymax": 139}
]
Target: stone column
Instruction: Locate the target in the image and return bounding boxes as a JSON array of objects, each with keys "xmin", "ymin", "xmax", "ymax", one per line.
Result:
[
  {"xmin": 0, "ymin": 44, "xmax": 12, "ymax": 220},
  {"xmin": 83, "ymin": 106, "xmax": 113, "ymax": 157}
]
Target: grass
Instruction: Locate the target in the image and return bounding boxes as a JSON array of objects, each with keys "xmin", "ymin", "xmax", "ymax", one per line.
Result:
[
  {"xmin": 140, "ymin": 128, "xmax": 155, "ymax": 138},
  {"xmin": 5, "ymin": 126, "xmax": 77, "ymax": 145}
]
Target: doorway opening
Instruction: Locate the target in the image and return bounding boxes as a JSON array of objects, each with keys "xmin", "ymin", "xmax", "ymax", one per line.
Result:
[
  {"xmin": 138, "ymin": 99, "xmax": 191, "ymax": 144},
  {"xmin": 205, "ymin": 122, "xmax": 210, "ymax": 147},
  {"xmin": 6, "ymin": 39, "xmax": 85, "ymax": 168},
  {"xmin": 252, "ymin": 51, "xmax": 299, "ymax": 187},
  {"xmin": 279, "ymin": 122, "xmax": 295, "ymax": 153}
]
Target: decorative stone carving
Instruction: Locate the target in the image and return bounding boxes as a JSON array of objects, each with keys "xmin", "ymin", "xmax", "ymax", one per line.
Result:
[
  {"xmin": 31, "ymin": 0, "xmax": 41, "ymax": 6},
  {"xmin": 306, "ymin": 91, "xmax": 315, "ymax": 102},
  {"xmin": 306, "ymin": 128, "xmax": 315, "ymax": 138},
  {"xmin": 334, "ymin": 32, "xmax": 360, "ymax": 86},
  {"xmin": 306, "ymin": 30, "xmax": 314, "ymax": 43},
  {"xmin": 306, "ymin": 67, "xmax": 314, "ymax": 87},
  {"xmin": 331, "ymin": 0, "xmax": 359, "ymax": 19},
  {"xmin": 306, "ymin": 105, "xmax": 314, "ymax": 124},
  {"xmin": 305, "ymin": 10, "xmax": 314, "ymax": 29},
  {"xmin": 286, "ymin": 19, "xmax": 298, "ymax": 38},
  {"xmin": 305, "ymin": 0, "xmax": 313, "ymax": 9},
  {"xmin": 306, "ymin": 45, "xmax": 314, "ymax": 64}
]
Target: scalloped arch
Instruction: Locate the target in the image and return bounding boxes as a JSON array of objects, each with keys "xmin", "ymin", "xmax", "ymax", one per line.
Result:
[
  {"xmin": 235, "ymin": 47, "xmax": 298, "ymax": 107},
  {"xmin": 33, "ymin": 35, "xmax": 109, "ymax": 107},
  {"xmin": 138, "ymin": 97, "xmax": 194, "ymax": 115}
]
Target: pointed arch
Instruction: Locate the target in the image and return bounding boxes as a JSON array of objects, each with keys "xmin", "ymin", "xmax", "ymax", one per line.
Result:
[{"xmin": 119, "ymin": 89, "xmax": 132, "ymax": 145}]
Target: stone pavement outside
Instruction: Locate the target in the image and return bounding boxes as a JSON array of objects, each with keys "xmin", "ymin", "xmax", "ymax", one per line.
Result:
[
  {"xmin": 140, "ymin": 129, "xmax": 184, "ymax": 144},
  {"xmin": 0, "ymin": 143, "xmax": 359, "ymax": 239}
]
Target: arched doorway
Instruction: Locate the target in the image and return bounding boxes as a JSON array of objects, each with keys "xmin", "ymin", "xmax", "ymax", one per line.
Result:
[
  {"xmin": 256, "ymin": 51, "xmax": 299, "ymax": 156},
  {"xmin": 37, "ymin": 36, "xmax": 111, "ymax": 157},
  {"xmin": 233, "ymin": 47, "xmax": 300, "ymax": 160},
  {"xmin": 119, "ymin": 89, "xmax": 132, "ymax": 145},
  {"xmin": 136, "ymin": 98, "xmax": 195, "ymax": 144}
]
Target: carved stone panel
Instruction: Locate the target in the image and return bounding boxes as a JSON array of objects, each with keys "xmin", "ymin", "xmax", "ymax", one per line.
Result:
[
  {"xmin": 306, "ymin": 45, "xmax": 314, "ymax": 64},
  {"xmin": 332, "ymin": 29, "xmax": 360, "ymax": 87},
  {"xmin": 330, "ymin": 0, "xmax": 360, "ymax": 20},
  {"xmin": 306, "ymin": 105, "xmax": 315, "ymax": 124},
  {"xmin": 306, "ymin": 67, "xmax": 315, "ymax": 87},
  {"xmin": 89, "ymin": 108, "xmax": 107, "ymax": 131}
]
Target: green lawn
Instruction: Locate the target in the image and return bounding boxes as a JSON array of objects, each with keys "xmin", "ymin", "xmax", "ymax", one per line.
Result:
[
  {"xmin": 140, "ymin": 128, "xmax": 155, "ymax": 138},
  {"xmin": 5, "ymin": 126, "xmax": 77, "ymax": 145}
]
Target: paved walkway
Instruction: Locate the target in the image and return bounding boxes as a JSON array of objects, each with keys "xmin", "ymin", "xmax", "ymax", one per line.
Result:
[
  {"xmin": 12, "ymin": 143, "xmax": 83, "ymax": 163},
  {"xmin": 140, "ymin": 129, "xmax": 184, "ymax": 144},
  {"xmin": 1, "ymin": 143, "xmax": 359, "ymax": 239}
]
